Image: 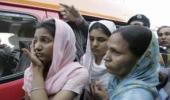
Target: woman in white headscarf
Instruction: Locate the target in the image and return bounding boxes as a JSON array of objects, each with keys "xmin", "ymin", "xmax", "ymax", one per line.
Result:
[{"xmin": 80, "ymin": 20, "xmax": 116, "ymax": 99}]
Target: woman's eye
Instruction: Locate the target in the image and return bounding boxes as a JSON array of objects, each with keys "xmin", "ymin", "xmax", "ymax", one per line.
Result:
[
  {"xmin": 165, "ymin": 32, "xmax": 170, "ymax": 36},
  {"xmin": 158, "ymin": 33, "xmax": 162, "ymax": 36},
  {"xmin": 41, "ymin": 38, "xmax": 51, "ymax": 43},
  {"xmin": 33, "ymin": 39, "xmax": 37, "ymax": 44},
  {"xmin": 90, "ymin": 37, "xmax": 94, "ymax": 41},
  {"xmin": 110, "ymin": 48, "xmax": 120, "ymax": 55},
  {"xmin": 97, "ymin": 38, "xmax": 106, "ymax": 42}
]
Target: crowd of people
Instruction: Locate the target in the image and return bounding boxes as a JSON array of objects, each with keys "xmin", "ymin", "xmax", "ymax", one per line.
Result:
[
  {"xmin": 58, "ymin": 4, "xmax": 170, "ymax": 100},
  {"xmin": 1, "ymin": 3, "xmax": 170, "ymax": 100}
]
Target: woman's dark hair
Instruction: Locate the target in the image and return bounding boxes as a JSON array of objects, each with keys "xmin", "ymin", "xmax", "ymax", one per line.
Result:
[
  {"xmin": 89, "ymin": 22, "xmax": 111, "ymax": 37},
  {"xmin": 114, "ymin": 25, "xmax": 152, "ymax": 57},
  {"xmin": 36, "ymin": 19, "xmax": 55, "ymax": 37},
  {"xmin": 157, "ymin": 26, "xmax": 170, "ymax": 34}
]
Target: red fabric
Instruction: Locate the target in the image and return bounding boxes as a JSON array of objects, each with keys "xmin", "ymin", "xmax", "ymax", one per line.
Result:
[{"xmin": 0, "ymin": 78, "xmax": 25, "ymax": 100}]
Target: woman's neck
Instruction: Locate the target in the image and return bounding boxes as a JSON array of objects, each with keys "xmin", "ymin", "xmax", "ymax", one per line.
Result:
[
  {"xmin": 43, "ymin": 63, "xmax": 51, "ymax": 79},
  {"xmin": 94, "ymin": 55, "xmax": 103, "ymax": 65}
]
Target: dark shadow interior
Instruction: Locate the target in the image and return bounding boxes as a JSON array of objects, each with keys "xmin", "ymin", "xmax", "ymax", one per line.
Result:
[{"xmin": 0, "ymin": 11, "xmax": 37, "ymax": 82}]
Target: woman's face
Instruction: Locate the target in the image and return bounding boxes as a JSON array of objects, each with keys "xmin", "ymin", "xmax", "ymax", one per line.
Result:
[
  {"xmin": 33, "ymin": 27, "xmax": 54, "ymax": 65},
  {"xmin": 104, "ymin": 33, "xmax": 138, "ymax": 79},
  {"xmin": 89, "ymin": 29, "xmax": 109, "ymax": 58},
  {"xmin": 157, "ymin": 27, "xmax": 170, "ymax": 48}
]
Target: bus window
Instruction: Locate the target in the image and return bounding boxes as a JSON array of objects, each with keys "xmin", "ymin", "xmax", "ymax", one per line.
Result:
[{"xmin": 0, "ymin": 11, "xmax": 37, "ymax": 82}]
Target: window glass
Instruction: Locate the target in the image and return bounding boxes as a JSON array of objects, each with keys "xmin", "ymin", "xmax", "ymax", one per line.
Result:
[{"xmin": 0, "ymin": 11, "xmax": 37, "ymax": 81}]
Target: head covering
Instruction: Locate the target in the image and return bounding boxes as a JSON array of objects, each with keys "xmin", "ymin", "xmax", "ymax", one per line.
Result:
[
  {"xmin": 128, "ymin": 14, "xmax": 150, "ymax": 28},
  {"xmin": 85, "ymin": 20, "xmax": 116, "ymax": 55},
  {"xmin": 108, "ymin": 32, "xmax": 160, "ymax": 99},
  {"xmin": 81, "ymin": 20, "xmax": 116, "ymax": 85},
  {"xmin": 159, "ymin": 67, "xmax": 170, "ymax": 76},
  {"xmin": 23, "ymin": 18, "xmax": 86, "ymax": 96},
  {"xmin": 89, "ymin": 20, "xmax": 117, "ymax": 34}
]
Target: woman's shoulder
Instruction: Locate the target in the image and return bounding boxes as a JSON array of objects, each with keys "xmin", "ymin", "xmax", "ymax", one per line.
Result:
[
  {"xmin": 62, "ymin": 62, "xmax": 89, "ymax": 94},
  {"xmin": 67, "ymin": 62, "xmax": 89, "ymax": 81},
  {"xmin": 72, "ymin": 62, "xmax": 89, "ymax": 76},
  {"xmin": 116, "ymin": 88, "xmax": 154, "ymax": 100}
]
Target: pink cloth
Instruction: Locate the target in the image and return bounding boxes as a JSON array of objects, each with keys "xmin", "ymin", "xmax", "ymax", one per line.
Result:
[{"xmin": 23, "ymin": 18, "xmax": 89, "ymax": 96}]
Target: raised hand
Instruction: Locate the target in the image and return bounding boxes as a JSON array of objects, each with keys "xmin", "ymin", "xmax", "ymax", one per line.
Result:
[
  {"xmin": 22, "ymin": 48, "xmax": 44, "ymax": 74},
  {"xmin": 59, "ymin": 3, "xmax": 84, "ymax": 25}
]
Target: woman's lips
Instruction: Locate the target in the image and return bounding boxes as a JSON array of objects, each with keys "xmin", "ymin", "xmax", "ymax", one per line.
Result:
[
  {"xmin": 36, "ymin": 53, "xmax": 43, "ymax": 58},
  {"xmin": 92, "ymin": 48, "xmax": 99, "ymax": 53},
  {"xmin": 160, "ymin": 40, "xmax": 167, "ymax": 44}
]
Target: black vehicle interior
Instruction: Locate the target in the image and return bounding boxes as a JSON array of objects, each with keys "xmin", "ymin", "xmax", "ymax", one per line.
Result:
[{"xmin": 0, "ymin": 11, "xmax": 37, "ymax": 83}]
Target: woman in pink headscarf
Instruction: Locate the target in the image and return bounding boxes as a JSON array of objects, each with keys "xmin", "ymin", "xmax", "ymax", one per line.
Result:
[{"xmin": 22, "ymin": 18, "xmax": 89, "ymax": 100}]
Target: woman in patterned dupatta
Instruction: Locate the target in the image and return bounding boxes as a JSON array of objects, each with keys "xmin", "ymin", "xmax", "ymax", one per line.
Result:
[{"xmin": 93, "ymin": 25, "xmax": 160, "ymax": 100}]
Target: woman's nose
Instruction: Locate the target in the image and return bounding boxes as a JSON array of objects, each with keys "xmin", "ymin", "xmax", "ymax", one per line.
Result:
[
  {"xmin": 104, "ymin": 50, "xmax": 110, "ymax": 61},
  {"xmin": 92, "ymin": 39, "xmax": 98, "ymax": 47},
  {"xmin": 161, "ymin": 34, "xmax": 166, "ymax": 40},
  {"xmin": 34, "ymin": 42, "xmax": 42, "ymax": 52}
]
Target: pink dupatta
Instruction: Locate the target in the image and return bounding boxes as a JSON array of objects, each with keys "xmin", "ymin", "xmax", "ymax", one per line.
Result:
[{"xmin": 23, "ymin": 18, "xmax": 86, "ymax": 96}]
